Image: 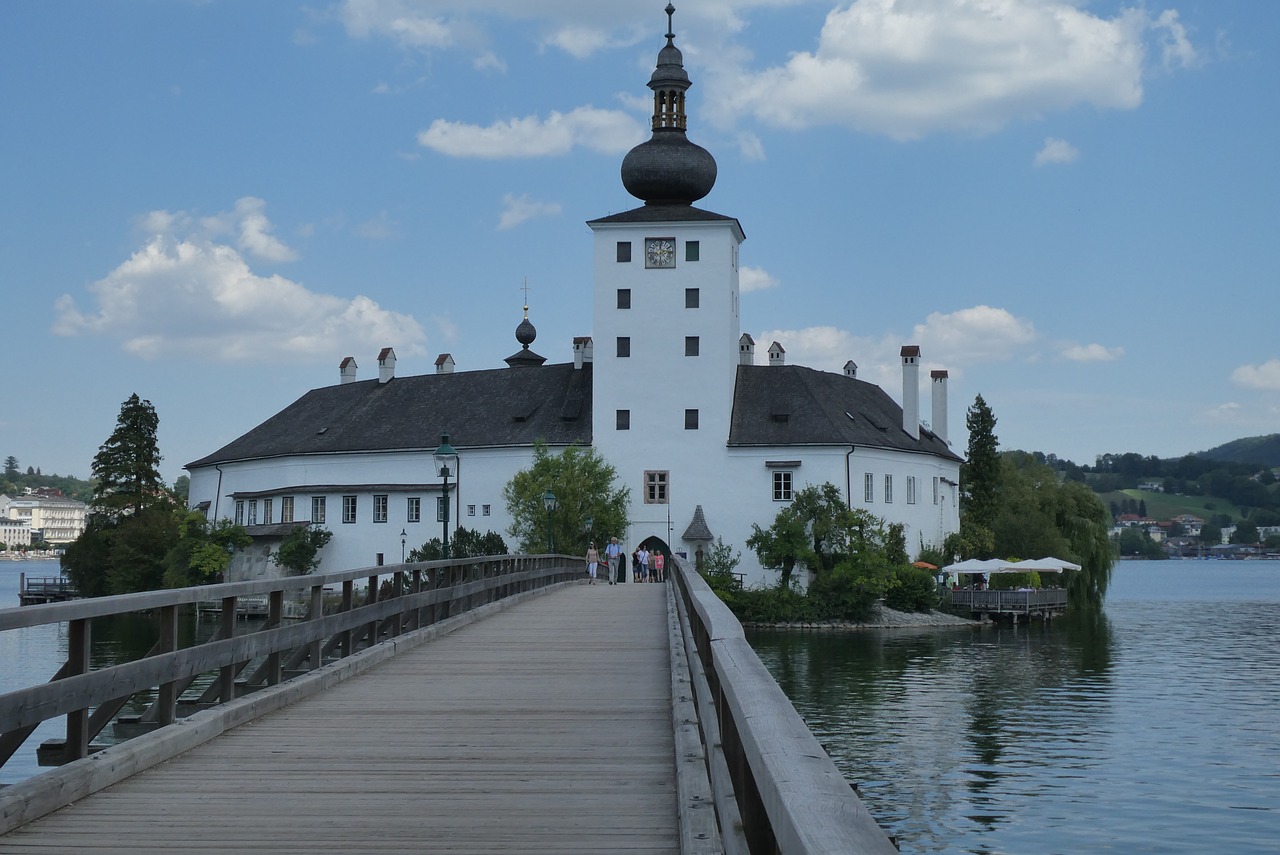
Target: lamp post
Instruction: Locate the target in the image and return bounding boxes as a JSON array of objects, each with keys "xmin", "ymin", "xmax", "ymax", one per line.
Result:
[
  {"xmin": 434, "ymin": 434, "xmax": 458, "ymax": 560},
  {"xmin": 400, "ymin": 528, "xmax": 407, "ymax": 563},
  {"xmin": 542, "ymin": 489, "xmax": 558, "ymax": 554}
]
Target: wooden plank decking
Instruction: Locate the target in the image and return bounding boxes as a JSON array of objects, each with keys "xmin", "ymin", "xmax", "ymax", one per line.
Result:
[{"xmin": 0, "ymin": 583, "xmax": 678, "ymax": 854}]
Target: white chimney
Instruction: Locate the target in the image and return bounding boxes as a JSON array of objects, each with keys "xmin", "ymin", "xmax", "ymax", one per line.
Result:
[
  {"xmin": 900, "ymin": 345, "xmax": 920, "ymax": 440},
  {"xmin": 340, "ymin": 356, "xmax": 358, "ymax": 385},
  {"xmin": 378, "ymin": 347, "xmax": 396, "ymax": 384},
  {"xmin": 931, "ymin": 369, "xmax": 949, "ymax": 444},
  {"xmin": 843, "ymin": 360, "xmax": 858, "ymax": 379},
  {"xmin": 573, "ymin": 336, "xmax": 594, "ymax": 369},
  {"xmin": 739, "ymin": 333, "xmax": 755, "ymax": 366},
  {"xmin": 435, "ymin": 353, "xmax": 455, "ymax": 375},
  {"xmin": 768, "ymin": 341, "xmax": 786, "ymax": 367}
]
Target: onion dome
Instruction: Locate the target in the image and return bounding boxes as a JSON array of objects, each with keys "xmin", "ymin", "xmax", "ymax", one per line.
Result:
[
  {"xmin": 620, "ymin": 4, "xmax": 717, "ymax": 206},
  {"xmin": 505, "ymin": 302, "xmax": 546, "ymax": 367}
]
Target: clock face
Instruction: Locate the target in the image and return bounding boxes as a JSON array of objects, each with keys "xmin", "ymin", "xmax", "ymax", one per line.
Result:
[{"xmin": 645, "ymin": 237, "xmax": 676, "ymax": 269}]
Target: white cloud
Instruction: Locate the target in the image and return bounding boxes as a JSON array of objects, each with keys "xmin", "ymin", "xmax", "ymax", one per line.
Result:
[
  {"xmin": 1153, "ymin": 9, "xmax": 1198, "ymax": 71},
  {"xmin": 52, "ymin": 210, "xmax": 425, "ymax": 363},
  {"xmin": 1062, "ymin": 343, "xmax": 1123, "ymax": 362},
  {"xmin": 498, "ymin": 193, "xmax": 562, "ymax": 230},
  {"xmin": 195, "ymin": 197, "xmax": 297, "ymax": 263},
  {"xmin": 911, "ymin": 305, "xmax": 1038, "ymax": 365},
  {"xmin": 739, "ymin": 265, "xmax": 778, "ymax": 293},
  {"xmin": 708, "ymin": 0, "xmax": 1188, "ymax": 139},
  {"xmin": 737, "ymin": 131, "xmax": 766, "ymax": 162},
  {"xmin": 418, "ymin": 107, "xmax": 645, "ymax": 158},
  {"xmin": 1035, "ymin": 137, "xmax": 1080, "ymax": 166},
  {"xmin": 1231, "ymin": 359, "xmax": 1280, "ymax": 391},
  {"xmin": 356, "ymin": 211, "xmax": 399, "ymax": 241}
]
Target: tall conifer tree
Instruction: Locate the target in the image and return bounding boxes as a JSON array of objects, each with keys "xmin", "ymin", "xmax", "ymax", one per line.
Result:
[
  {"xmin": 91, "ymin": 393, "xmax": 165, "ymax": 518},
  {"xmin": 961, "ymin": 394, "xmax": 1001, "ymax": 530}
]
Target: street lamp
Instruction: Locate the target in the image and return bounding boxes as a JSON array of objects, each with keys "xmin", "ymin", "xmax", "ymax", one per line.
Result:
[
  {"xmin": 543, "ymin": 489, "xmax": 558, "ymax": 553},
  {"xmin": 400, "ymin": 528, "xmax": 407, "ymax": 563},
  {"xmin": 434, "ymin": 433, "xmax": 458, "ymax": 560}
]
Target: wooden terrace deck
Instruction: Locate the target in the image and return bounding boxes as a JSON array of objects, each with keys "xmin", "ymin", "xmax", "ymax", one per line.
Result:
[{"xmin": 0, "ymin": 583, "xmax": 679, "ymax": 854}]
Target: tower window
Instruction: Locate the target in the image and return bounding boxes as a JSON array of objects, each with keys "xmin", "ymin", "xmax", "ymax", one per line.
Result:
[
  {"xmin": 685, "ymin": 409, "xmax": 699, "ymax": 430},
  {"xmin": 617, "ymin": 288, "xmax": 631, "ymax": 309},
  {"xmin": 645, "ymin": 471, "xmax": 669, "ymax": 504},
  {"xmin": 685, "ymin": 288, "xmax": 699, "ymax": 309},
  {"xmin": 617, "ymin": 241, "xmax": 631, "ymax": 263},
  {"xmin": 685, "ymin": 240, "xmax": 700, "ymax": 262},
  {"xmin": 617, "ymin": 336, "xmax": 630, "ymax": 358},
  {"xmin": 616, "ymin": 409, "xmax": 631, "ymax": 430},
  {"xmin": 685, "ymin": 336, "xmax": 699, "ymax": 357}
]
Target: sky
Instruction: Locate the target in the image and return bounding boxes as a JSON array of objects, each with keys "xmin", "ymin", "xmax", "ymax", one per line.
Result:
[{"xmin": 2, "ymin": 0, "xmax": 1277, "ymax": 487}]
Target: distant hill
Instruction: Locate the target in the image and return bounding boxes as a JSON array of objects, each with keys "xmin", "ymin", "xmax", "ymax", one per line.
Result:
[{"xmin": 1197, "ymin": 434, "xmax": 1280, "ymax": 468}]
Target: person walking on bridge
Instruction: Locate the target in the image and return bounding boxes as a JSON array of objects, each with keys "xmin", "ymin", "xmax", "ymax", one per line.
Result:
[
  {"xmin": 585, "ymin": 542, "xmax": 600, "ymax": 585},
  {"xmin": 605, "ymin": 537, "xmax": 622, "ymax": 585}
]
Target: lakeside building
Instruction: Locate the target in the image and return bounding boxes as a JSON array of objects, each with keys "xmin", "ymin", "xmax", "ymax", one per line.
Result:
[
  {"xmin": 185, "ymin": 7, "xmax": 962, "ymax": 585},
  {"xmin": 1, "ymin": 490, "xmax": 87, "ymax": 546}
]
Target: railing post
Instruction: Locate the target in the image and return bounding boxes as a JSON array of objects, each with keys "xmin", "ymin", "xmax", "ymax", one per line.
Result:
[
  {"xmin": 220, "ymin": 595, "xmax": 237, "ymax": 702},
  {"xmin": 365, "ymin": 574, "xmax": 379, "ymax": 649},
  {"xmin": 309, "ymin": 584, "xmax": 324, "ymax": 668},
  {"xmin": 391, "ymin": 571, "xmax": 404, "ymax": 637},
  {"xmin": 65, "ymin": 617, "xmax": 90, "ymax": 761},
  {"xmin": 267, "ymin": 590, "xmax": 284, "ymax": 685},
  {"xmin": 340, "ymin": 580, "xmax": 354, "ymax": 658},
  {"xmin": 156, "ymin": 605, "xmax": 180, "ymax": 726}
]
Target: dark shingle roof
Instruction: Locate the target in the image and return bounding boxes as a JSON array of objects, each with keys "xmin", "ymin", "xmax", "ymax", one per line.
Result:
[
  {"xmin": 729, "ymin": 365, "xmax": 960, "ymax": 461},
  {"xmin": 587, "ymin": 204, "xmax": 745, "ymax": 237},
  {"xmin": 187, "ymin": 363, "xmax": 592, "ymax": 468}
]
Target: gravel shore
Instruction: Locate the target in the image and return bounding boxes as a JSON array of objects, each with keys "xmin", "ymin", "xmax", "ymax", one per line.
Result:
[{"xmin": 744, "ymin": 603, "xmax": 981, "ymax": 630}]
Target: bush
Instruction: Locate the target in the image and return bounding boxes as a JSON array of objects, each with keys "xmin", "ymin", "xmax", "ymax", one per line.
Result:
[
  {"xmin": 731, "ymin": 584, "xmax": 817, "ymax": 623},
  {"xmin": 884, "ymin": 565, "xmax": 939, "ymax": 612}
]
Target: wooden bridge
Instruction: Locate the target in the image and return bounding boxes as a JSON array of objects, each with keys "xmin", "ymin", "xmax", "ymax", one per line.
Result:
[{"xmin": 0, "ymin": 556, "xmax": 897, "ymax": 854}]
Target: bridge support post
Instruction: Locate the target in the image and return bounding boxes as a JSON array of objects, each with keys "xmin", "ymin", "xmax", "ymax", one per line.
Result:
[
  {"xmin": 65, "ymin": 618, "xmax": 90, "ymax": 762},
  {"xmin": 156, "ymin": 605, "xmax": 179, "ymax": 726},
  {"xmin": 220, "ymin": 596, "xmax": 237, "ymax": 702}
]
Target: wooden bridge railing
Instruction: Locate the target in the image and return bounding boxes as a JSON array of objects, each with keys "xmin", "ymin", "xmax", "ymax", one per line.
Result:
[
  {"xmin": 0, "ymin": 555, "xmax": 577, "ymax": 777},
  {"xmin": 669, "ymin": 556, "xmax": 899, "ymax": 855}
]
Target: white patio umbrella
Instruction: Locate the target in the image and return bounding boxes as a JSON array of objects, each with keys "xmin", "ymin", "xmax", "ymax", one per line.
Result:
[
  {"xmin": 941, "ymin": 558, "xmax": 1010, "ymax": 573},
  {"xmin": 1009, "ymin": 557, "xmax": 1081, "ymax": 572}
]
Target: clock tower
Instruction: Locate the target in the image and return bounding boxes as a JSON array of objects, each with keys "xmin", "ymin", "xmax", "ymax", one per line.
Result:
[{"xmin": 587, "ymin": 4, "xmax": 745, "ymax": 552}]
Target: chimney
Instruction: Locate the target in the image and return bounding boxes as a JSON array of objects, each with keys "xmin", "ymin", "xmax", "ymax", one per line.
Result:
[
  {"xmin": 900, "ymin": 345, "xmax": 920, "ymax": 440},
  {"xmin": 435, "ymin": 353, "xmax": 455, "ymax": 375},
  {"xmin": 378, "ymin": 347, "xmax": 396, "ymax": 384},
  {"xmin": 843, "ymin": 360, "xmax": 858, "ymax": 379},
  {"xmin": 931, "ymin": 370, "xmax": 949, "ymax": 444},
  {"xmin": 573, "ymin": 336, "xmax": 594, "ymax": 369},
  {"xmin": 739, "ymin": 333, "xmax": 755, "ymax": 366},
  {"xmin": 339, "ymin": 356, "xmax": 358, "ymax": 385},
  {"xmin": 768, "ymin": 341, "xmax": 786, "ymax": 367}
]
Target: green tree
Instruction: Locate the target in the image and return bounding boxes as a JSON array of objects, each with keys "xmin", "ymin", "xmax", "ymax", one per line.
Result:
[
  {"xmin": 163, "ymin": 513, "xmax": 251, "ymax": 587},
  {"xmin": 173, "ymin": 475, "xmax": 191, "ymax": 507},
  {"xmin": 272, "ymin": 525, "xmax": 333, "ymax": 574},
  {"xmin": 961, "ymin": 394, "xmax": 1001, "ymax": 530},
  {"xmin": 698, "ymin": 536, "xmax": 742, "ymax": 600},
  {"xmin": 503, "ymin": 442, "xmax": 629, "ymax": 555},
  {"xmin": 3, "ymin": 456, "xmax": 17, "ymax": 479},
  {"xmin": 409, "ymin": 527, "xmax": 508, "ymax": 562},
  {"xmin": 90, "ymin": 393, "xmax": 165, "ymax": 519},
  {"xmin": 1231, "ymin": 521, "xmax": 1259, "ymax": 544},
  {"xmin": 1200, "ymin": 522, "xmax": 1222, "ymax": 546},
  {"xmin": 747, "ymin": 482, "xmax": 885, "ymax": 588}
]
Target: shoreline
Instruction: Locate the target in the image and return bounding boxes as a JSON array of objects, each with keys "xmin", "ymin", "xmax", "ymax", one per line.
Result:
[{"xmin": 744, "ymin": 603, "xmax": 981, "ymax": 631}]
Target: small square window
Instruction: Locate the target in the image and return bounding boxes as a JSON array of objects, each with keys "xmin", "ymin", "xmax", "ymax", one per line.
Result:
[
  {"xmin": 617, "ymin": 336, "xmax": 630, "ymax": 358},
  {"xmin": 685, "ymin": 409, "xmax": 699, "ymax": 430},
  {"xmin": 616, "ymin": 409, "xmax": 631, "ymax": 430},
  {"xmin": 685, "ymin": 288, "xmax": 699, "ymax": 309},
  {"xmin": 685, "ymin": 240, "xmax": 700, "ymax": 262},
  {"xmin": 467, "ymin": 504, "xmax": 476, "ymax": 516},
  {"xmin": 617, "ymin": 241, "xmax": 631, "ymax": 262},
  {"xmin": 483, "ymin": 504, "xmax": 491, "ymax": 516},
  {"xmin": 617, "ymin": 288, "xmax": 631, "ymax": 309},
  {"xmin": 685, "ymin": 336, "xmax": 699, "ymax": 357}
]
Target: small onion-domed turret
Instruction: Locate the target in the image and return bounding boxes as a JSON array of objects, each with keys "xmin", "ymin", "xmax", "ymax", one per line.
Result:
[{"xmin": 620, "ymin": 4, "xmax": 717, "ymax": 206}]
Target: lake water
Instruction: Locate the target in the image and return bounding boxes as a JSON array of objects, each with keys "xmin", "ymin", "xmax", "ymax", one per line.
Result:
[{"xmin": 748, "ymin": 560, "xmax": 1280, "ymax": 854}]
